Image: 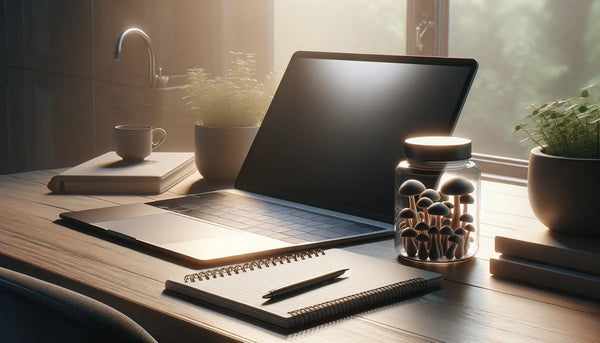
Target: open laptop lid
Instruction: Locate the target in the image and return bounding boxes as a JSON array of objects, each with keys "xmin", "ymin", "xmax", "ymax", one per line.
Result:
[{"xmin": 235, "ymin": 51, "xmax": 478, "ymax": 224}]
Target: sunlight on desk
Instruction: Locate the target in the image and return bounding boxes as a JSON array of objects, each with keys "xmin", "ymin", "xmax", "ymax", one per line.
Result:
[{"xmin": 0, "ymin": 171, "xmax": 598, "ymax": 342}]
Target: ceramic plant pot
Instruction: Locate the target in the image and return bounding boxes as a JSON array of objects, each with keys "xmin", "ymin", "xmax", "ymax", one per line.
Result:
[
  {"xmin": 194, "ymin": 125, "xmax": 258, "ymax": 183},
  {"xmin": 527, "ymin": 146, "xmax": 600, "ymax": 236}
]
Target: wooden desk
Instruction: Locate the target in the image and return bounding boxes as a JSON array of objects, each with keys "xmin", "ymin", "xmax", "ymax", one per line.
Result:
[{"xmin": 1, "ymin": 170, "xmax": 598, "ymax": 342}]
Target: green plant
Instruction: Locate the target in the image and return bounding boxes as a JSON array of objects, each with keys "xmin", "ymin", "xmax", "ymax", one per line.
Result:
[
  {"xmin": 515, "ymin": 84, "xmax": 600, "ymax": 158},
  {"xmin": 183, "ymin": 52, "xmax": 277, "ymax": 127}
]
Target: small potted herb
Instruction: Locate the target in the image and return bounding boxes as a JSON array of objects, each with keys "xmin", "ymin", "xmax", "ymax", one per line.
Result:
[
  {"xmin": 183, "ymin": 52, "xmax": 277, "ymax": 182},
  {"xmin": 515, "ymin": 84, "xmax": 600, "ymax": 235}
]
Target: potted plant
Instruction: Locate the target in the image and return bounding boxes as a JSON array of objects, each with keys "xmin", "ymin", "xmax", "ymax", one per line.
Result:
[
  {"xmin": 184, "ymin": 52, "xmax": 276, "ymax": 182},
  {"xmin": 515, "ymin": 84, "xmax": 600, "ymax": 235}
]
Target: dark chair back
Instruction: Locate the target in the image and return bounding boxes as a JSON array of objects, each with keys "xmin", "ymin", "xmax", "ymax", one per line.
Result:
[{"xmin": 0, "ymin": 267, "xmax": 157, "ymax": 342}]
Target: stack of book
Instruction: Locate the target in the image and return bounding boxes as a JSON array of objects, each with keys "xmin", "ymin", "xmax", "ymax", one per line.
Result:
[{"xmin": 491, "ymin": 223, "xmax": 600, "ymax": 300}]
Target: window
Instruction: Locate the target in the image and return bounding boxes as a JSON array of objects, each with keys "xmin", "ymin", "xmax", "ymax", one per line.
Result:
[
  {"xmin": 273, "ymin": 0, "xmax": 407, "ymax": 73},
  {"xmin": 450, "ymin": 0, "xmax": 600, "ymax": 159},
  {"xmin": 273, "ymin": 0, "xmax": 600, "ymax": 165}
]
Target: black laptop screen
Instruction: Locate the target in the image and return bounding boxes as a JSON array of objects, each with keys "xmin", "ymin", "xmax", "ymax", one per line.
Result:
[{"xmin": 235, "ymin": 52, "xmax": 477, "ymax": 224}]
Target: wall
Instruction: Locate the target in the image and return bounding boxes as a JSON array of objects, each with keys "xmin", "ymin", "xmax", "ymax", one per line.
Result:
[{"xmin": 0, "ymin": 0, "xmax": 272, "ymax": 174}]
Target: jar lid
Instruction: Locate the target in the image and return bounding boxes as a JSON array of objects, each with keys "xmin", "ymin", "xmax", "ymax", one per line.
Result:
[{"xmin": 404, "ymin": 136, "xmax": 472, "ymax": 161}]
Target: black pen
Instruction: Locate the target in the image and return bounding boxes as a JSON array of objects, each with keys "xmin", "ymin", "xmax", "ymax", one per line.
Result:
[{"xmin": 262, "ymin": 268, "xmax": 349, "ymax": 299}]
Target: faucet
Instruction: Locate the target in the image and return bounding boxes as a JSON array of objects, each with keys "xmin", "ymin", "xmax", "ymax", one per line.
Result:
[{"xmin": 114, "ymin": 27, "xmax": 167, "ymax": 88}]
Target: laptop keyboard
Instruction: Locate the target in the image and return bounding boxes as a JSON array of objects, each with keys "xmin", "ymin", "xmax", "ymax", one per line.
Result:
[{"xmin": 147, "ymin": 192, "xmax": 385, "ymax": 244}]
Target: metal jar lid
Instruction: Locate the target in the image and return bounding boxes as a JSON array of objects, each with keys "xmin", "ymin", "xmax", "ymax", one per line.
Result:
[{"xmin": 404, "ymin": 136, "xmax": 472, "ymax": 161}]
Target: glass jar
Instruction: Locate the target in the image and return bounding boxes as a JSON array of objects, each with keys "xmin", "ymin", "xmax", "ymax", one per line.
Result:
[{"xmin": 394, "ymin": 136, "xmax": 480, "ymax": 263}]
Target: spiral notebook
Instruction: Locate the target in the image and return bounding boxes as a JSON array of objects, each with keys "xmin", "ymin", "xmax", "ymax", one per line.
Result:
[{"xmin": 165, "ymin": 249, "xmax": 442, "ymax": 330}]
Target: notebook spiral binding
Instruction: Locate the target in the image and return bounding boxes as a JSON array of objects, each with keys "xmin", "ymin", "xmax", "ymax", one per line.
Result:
[
  {"xmin": 184, "ymin": 249, "xmax": 326, "ymax": 283},
  {"xmin": 288, "ymin": 277, "xmax": 428, "ymax": 327}
]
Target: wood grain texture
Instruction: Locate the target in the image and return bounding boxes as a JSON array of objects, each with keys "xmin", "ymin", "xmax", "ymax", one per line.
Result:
[{"xmin": 0, "ymin": 172, "xmax": 598, "ymax": 342}]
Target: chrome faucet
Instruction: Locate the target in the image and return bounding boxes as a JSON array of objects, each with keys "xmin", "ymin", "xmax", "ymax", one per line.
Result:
[{"xmin": 114, "ymin": 27, "xmax": 167, "ymax": 88}]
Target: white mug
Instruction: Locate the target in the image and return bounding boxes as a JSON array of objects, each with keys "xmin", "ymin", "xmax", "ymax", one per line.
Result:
[{"xmin": 115, "ymin": 124, "xmax": 167, "ymax": 161}]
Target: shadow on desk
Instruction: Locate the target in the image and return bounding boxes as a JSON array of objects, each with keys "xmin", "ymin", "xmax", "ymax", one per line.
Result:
[
  {"xmin": 181, "ymin": 177, "xmax": 233, "ymax": 195},
  {"xmin": 398, "ymin": 256, "xmax": 478, "ymax": 279}
]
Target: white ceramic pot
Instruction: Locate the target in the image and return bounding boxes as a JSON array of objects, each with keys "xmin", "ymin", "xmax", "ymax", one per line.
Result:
[
  {"xmin": 194, "ymin": 125, "xmax": 258, "ymax": 183},
  {"xmin": 528, "ymin": 146, "xmax": 600, "ymax": 236}
]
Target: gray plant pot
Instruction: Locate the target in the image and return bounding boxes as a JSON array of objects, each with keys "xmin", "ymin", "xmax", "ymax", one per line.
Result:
[
  {"xmin": 194, "ymin": 125, "xmax": 258, "ymax": 183},
  {"xmin": 528, "ymin": 146, "xmax": 600, "ymax": 236}
]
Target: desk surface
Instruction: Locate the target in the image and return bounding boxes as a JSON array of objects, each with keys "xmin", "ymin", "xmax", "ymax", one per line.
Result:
[{"xmin": 1, "ymin": 169, "xmax": 598, "ymax": 342}]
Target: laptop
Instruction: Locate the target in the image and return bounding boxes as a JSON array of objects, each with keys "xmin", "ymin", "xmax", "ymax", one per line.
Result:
[{"xmin": 60, "ymin": 51, "xmax": 478, "ymax": 267}]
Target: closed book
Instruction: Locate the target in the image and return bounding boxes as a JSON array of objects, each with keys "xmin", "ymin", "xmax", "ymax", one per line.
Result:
[
  {"xmin": 494, "ymin": 225, "xmax": 600, "ymax": 276},
  {"xmin": 165, "ymin": 248, "xmax": 442, "ymax": 330},
  {"xmin": 490, "ymin": 255, "xmax": 600, "ymax": 300},
  {"xmin": 47, "ymin": 152, "xmax": 195, "ymax": 195}
]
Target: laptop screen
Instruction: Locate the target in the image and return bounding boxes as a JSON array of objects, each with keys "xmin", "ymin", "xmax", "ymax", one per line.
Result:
[{"xmin": 235, "ymin": 52, "xmax": 477, "ymax": 224}]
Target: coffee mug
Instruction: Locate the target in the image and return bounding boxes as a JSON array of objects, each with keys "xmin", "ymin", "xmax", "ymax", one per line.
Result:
[{"xmin": 115, "ymin": 124, "xmax": 167, "ymax": 161}]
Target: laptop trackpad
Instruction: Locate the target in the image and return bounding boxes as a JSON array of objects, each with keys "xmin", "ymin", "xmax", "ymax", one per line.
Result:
[
  {"xmin": 93, "ymin": 212, "xmax": 291, "ymax": 261},
  {"xmin": 94, "ymin": 212, "xmax": 236, "ymax": 245}
]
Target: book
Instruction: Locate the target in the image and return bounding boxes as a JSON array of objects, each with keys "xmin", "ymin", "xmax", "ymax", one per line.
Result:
[
  {"xmin": 47, "ymin": 151, "xmax": 195, "ymax": 195},
  {"xmin": 494, "ymin": 224, "xmax": 600, "ymax": 276},
  {"xmin": 490, "ymin": 255, "xmax": 600, "ymax": 301},
  {"xmin": 165, "ymin": 248, "xmax": 442, "ymax": 330}
]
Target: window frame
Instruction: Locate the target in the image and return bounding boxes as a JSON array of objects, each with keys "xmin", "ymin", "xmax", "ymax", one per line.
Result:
[
  {"xmin": 406, "ymin": 0, "xmax": 448, "ymax": 56},
  {"xmin": 406, "ymin": 0, "xmax": 528, "ymax": 182},
  {"xmin": 472, "ymin": 153, "xmax": 528, "ymax": 185}
]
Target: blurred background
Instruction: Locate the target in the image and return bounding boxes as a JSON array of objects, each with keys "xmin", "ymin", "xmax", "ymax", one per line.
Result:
[{"xmin": 2, "ymin": 0, "xmax": 599, "ymax": 174}]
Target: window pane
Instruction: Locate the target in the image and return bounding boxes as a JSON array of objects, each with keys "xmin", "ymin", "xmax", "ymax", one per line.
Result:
[
  {"xmin": 274, "ymin": 1, "xmax": 407, "ymax": 73},
  {"xmin": 450, "ymin": 0, "xmax": 600, "ymax": 159}
]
